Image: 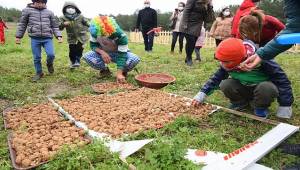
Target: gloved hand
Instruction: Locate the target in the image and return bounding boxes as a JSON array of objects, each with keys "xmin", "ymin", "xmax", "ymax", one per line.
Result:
[
  {"xmin": 192, "ymin": 92, "xmax": 207, "ymax": 107},
  {"xmin": 276, "ymin": 106, "xmax": 293, "ymax": 119}
]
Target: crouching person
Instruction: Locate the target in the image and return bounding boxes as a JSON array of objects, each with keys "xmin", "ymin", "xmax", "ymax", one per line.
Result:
[
  {"xmin": 83, "ymin": 16, "xmax": 140, "ymax": 83},
  {"xmin": 192, "ymin": 38, "xmax": 293, "ymax": 119}
]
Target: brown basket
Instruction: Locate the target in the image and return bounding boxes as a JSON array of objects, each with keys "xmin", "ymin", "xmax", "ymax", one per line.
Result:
[{"xmin": 135, "ymin": 73, "xmax": 176, "ymax": 89}]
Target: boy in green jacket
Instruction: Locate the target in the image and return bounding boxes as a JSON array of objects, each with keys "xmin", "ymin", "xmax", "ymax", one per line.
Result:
[{"xmin": 59, "ymin": 1, "xmax": 89, "ymax": 69}]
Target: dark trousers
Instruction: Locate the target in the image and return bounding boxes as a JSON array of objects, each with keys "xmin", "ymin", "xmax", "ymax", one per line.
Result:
[
  {"xmin": 184, "ymin": 34, "xmax": 198, "ymax": 62},
  {"xmin": 69, "ymin": 42, "xmax": 84, "ymax": 64},
  {"xmin": 142, "ymin": 31, "xmax": 155, "ymax": 51},
  {"xmin": 220, "ymin": 79, "xmax": 279, "ymax": 108},
  {"xmin": 215, "ymin": 39, "xmax": 222, "ymax": 47},
  {"xmin": 171, "ymin": 32, "xmax": 184, "ymax": 53},
  {"xmin": 194, "ymin": 47, "xmax": 201, "ymax": 60}
]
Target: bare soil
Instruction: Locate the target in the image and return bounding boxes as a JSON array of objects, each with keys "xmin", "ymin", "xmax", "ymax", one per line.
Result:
[{"xmin": 91, "ymin": 82, "xmax": 137, "ymax": 93}]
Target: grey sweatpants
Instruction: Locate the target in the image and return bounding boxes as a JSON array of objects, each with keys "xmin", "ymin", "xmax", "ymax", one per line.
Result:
[{"xmin": 219, "ymin": 79, "xmax": 279, "ymax": 109}]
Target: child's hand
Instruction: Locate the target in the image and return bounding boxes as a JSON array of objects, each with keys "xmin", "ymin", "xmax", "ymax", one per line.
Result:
[
  {"xmin": 192, "ymin": 92, "xmax": 207, "ymax": 107},
  {"xmin": 58, "ymin": 37, "xmax": 63, "ymax": 43},
  {"xmin": 15, "ymin": 38, "xmax": 21, "ymax": 44}
]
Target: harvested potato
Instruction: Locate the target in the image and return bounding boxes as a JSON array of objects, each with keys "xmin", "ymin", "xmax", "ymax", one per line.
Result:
[
  {"xmin": 57, "ymin": 88, "xmax": 214, "ymax": 138},
  {"xmin": 5, "ymin": 103, "xmax": 90, "ymax": 169}
]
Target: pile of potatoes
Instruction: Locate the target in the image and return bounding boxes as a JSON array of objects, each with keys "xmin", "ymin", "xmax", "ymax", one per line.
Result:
[
  {"xmin": 58, "ymin": 88, "xmax": 213, "ymax": 137},
  {"xmin": 5, "ymin": 103, "xmax": 90, "ymax": 168},
  {"xmin": 91, "ymin": 82, "xmax": 136, "ymax": 93}
]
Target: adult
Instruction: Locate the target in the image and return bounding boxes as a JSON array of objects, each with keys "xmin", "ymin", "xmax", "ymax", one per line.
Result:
[
  {"xmin": 179, "ymin": 0, "xmax": 214, "ymax": 66},
  {"xmin": 135, "ymin": 0, "xmax": 157, "ymax": 52},
  {"xmin": 239, "ymin": 10, "xmax": 285, "ymax": 47},
  {"xmin": 209, "ymin": 7, "xmax": 233, "ymax": 46},
  {"xmin": 84, "ymin": 16, "xmax": 140, "ymax": 83},
  {"xmin": 231, "ymin": 0, "xmax": 260, "ymax": 38},
  {"xmin": 0, "ymin": 17, "xmax": 8, "ymax": 45},
  {"xmin": 170, "ymin": 2, "xmax": 185, "ymax": 54},
  {"xmin": 242, "ymin": 0, "xmax": 300, "ymax": 70}
]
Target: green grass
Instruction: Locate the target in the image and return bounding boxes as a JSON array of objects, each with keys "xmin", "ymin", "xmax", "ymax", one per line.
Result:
[{"xmin": 1, "ymin": 24, "xmax": 300, "ymax": 170}]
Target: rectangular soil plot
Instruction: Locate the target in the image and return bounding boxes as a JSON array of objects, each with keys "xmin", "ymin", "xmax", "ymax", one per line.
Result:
[
  {"xmin": 57, "ymin": 88, "xmax": 214, "ymax": 138},
  {"xmin": 4, "ymin": 103, "xmax": 90, "ymax": 170}
]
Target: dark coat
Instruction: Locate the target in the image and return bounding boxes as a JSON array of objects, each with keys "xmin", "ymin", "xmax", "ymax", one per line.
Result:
[
  {"xmin": 136, "ymin": 7, "xmax": 157, "ymax": 32},
  {"xmin": 179, "ymin": 0, "xmax": 214, "ymax": 37}
]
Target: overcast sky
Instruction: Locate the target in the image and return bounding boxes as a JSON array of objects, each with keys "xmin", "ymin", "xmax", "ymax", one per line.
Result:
[{"xmin": 0, "ymin": 0, "xmax": 243, "ymax": 18}]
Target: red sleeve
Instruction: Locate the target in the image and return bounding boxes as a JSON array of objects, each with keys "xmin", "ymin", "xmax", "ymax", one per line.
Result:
[{"xmin": 265, "ymin": 15, "xmax": 285, "ymax": 33}]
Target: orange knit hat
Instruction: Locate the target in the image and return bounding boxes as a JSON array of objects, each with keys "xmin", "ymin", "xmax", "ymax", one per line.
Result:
[{"xmin": 215, "ymin": 38, "xmax": 246, "ymax": 69}]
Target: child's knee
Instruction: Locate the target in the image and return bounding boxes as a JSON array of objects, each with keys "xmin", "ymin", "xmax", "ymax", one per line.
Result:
[
  {"xmin": 255, "ymin": 82, "xmax": 279, "ymax": 98},
  {"xmin": 220, "ymin": 79, "xmax": 239, "ymax": 93}
]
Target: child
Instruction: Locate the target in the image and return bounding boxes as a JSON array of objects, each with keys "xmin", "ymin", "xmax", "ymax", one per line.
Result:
[
  {"xmin": 238, "ymin": 10, "xmax": 285, "ymax": 47},
  {"xmin": 59, "ymin": 1, "xmax": 89, "ymax": 69},
  {"xmin": 16, "ymin": 0, "xmax": 62, "ymax": 82},
  {"xmin": 231, "ymin": 0, "xmax": 260, "ymax": 38},
  {"xmin": 192, "ymin": 38, "xmax": 293, "ymax": 119},
  {"xmin": 242, "ymin": 0, "xmax": 300, "ymax": 69},
  {"xmin": 0, "ymin": 17, "xmax": 8, "ymax": 45},
  {"xmin": 194, "ymin": 26, "xmax": 206, "ymax": 61},
  {"xmin": 83, "ymin": 16, "xmax": 140, "ymax": 83}
]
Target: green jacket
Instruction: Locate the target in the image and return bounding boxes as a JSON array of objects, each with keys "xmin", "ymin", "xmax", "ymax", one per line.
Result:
[{"xmin": 59, "ymin": 1, "xmax": 89, "ymax": 44}]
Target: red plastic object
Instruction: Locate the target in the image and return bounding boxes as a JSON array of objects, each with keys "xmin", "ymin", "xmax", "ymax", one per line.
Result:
[{"xmin": 135, "ymin": 73, "xmax": 176, "ymax": 89}]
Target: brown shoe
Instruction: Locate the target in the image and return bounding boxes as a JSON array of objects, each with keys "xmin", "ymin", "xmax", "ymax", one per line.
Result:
[
  {"xmin": 47, "ymin": 63, "xmax": 54, "ymax": 74},
  {"xmin": 99, "ymin": 67, "xmax": 112, "ymax": 78}
]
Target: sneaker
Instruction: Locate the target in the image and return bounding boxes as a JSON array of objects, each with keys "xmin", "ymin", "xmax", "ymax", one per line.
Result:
[
  {"xmin": 73, "ymin": 62, "xmax": 80, "ymax": 67},
  {"xmin": 47, "ymin": 63, "xmax": 54, "ymax": 74},
  {"xmin": 32, "ymin": 73, "xmax": 44, "ymax": 82},
  {"xmin": 280, "ymin": 144, "xmax": 300, "ymax": 156},
  {"xmin": 254, "ymin": 108, "xmax": 269, "ymax": 118},
  {"xmin": 229, "ymin": 102, "xmax": 249, "ymax": 111},
  {"xmin": 69, "ymin": 64, "xmax": 76, "ymax": 69},
  {"xmin": 99, "ymin": 67, "xmax": 112, "ymax": 78}
]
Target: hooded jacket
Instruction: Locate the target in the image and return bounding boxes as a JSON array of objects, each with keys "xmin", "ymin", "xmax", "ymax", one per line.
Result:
[
  {"xmin": 16, "ymin": 3, "xmax": 62, "ymax": 39},
  {"xmin": 59, "ymin": 1, "xmax": 89, "ymax": 44},
  {"xmin": 231, "ymin": 0, "xmax": 257, "ymax": 38}
]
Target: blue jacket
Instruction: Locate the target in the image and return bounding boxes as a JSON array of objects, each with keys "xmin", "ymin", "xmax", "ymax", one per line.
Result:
[
  {"xmin": 256, "ymin": 0, "xmax": 300, "ymax": 60},
  {"xmin": 201, "ymin": 60, "xmax": 294, "ymax": 107}
]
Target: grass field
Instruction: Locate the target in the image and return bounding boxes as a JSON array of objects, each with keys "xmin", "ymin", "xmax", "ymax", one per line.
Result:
[{"xmin": 0, "ymin": 25, "xmax": 300, "ymax": 170}]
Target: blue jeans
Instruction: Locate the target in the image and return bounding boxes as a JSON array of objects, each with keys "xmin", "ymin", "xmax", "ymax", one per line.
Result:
[
  {"xmin": 83, "ymin": 51, "xmax": 140, "ymax": 71},
  {"xmin": 31, "ymin": 37, "xmax": 55, "ymax": 74}
]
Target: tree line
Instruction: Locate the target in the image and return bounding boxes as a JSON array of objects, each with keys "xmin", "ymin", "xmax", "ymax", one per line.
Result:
[{"xmin": 0, "ymin": 0, "xmax": 284, "ymax": 31}]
